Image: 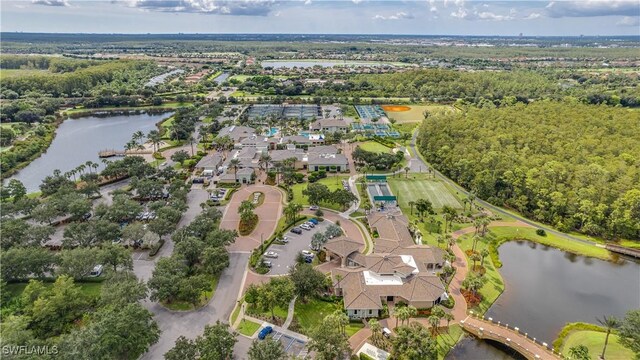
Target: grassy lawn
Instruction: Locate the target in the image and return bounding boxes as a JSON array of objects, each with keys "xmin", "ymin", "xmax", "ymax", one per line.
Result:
[
  {"xmin": 291, "ymin": 175, "xmax": 350, "ymax": 211},
  {"xmin": 294, "ymin": 297, "xmax": 364, "ymax": 336},
  {"xmin": 358, "ymin": 141, "xmax": 392, "ymax": 153},
  {"xmin": 436, "ymin": 324, "xmax": 464, "ymax": 360},
  {"xmin": 388, "ymin": 174, "xmax": 462, "ymax": 209},
  {"xmin": 6, "ymin": 281, "xmax": 103, "ymax": 299},
  {"xmin": 384, "ymin": 104, "xmax": 456, "ymax": 123},
  {"xmin": 483, "ymin": 227, "xmax": 612, "ymax": 262},
  {"xmin": 247, "ymin": 303, "xmax": 289, "ymax": 322},
  {"xmin": 237, "ymin": 319, "xmax": 262, "ymax": 337},
  {"xmin": 562, "ymin": 331, "xmax": 633, "ymax": 360},
  {"xmin": 163, "ymin": 276, "xmax": 219, "ymax": 311},
  {"xmin": 230, "ymin": 301, "xmax": 243, "ymax": 324},
  {"xmin": 207, "ymin": 71, "xmax": 222, "ymax": 81},
  {"xmin": 393, "ymin": 122, "xmax": 419, "ymax": 134},
  {"xmin": 457, "ymin": 232, "xmax": 505, "ymax": 314},
  {"xmin": 230, "ymin": 90, "xmax": 263, "ymax": 97}
]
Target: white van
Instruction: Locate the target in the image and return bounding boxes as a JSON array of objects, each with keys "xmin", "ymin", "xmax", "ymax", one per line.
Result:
[
  {"xmin": 90, "ymin": 265, "xmax": 103, "ymax": 277},
  {"xmin": 382, "ymin": 327, "xmax": 392, "ymax": 338}
]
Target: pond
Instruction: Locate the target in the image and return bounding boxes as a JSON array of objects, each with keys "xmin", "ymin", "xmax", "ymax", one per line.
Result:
[
  {"xmin": 9, "ymin": 112, "xmax": 171, "ymax": 193},
  {"xmin": 261, "ymin": 60, "xmax": 399, "ymax": 68},
  {"xmin": 447, "ymin": 240, "xmax": 640, "ymax": 359}
]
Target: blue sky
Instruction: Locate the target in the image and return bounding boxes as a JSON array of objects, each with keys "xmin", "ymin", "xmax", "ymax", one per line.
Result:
[{"xmin": 2, "ymin": 0, "xmax": 639, "ymax": 35}]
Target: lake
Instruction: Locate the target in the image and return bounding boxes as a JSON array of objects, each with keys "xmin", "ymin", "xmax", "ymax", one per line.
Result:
[
  {"xmin": 447, "ymin": 240, "xmax": 640, "ymax": 359},
  {"xmin": 9, "ymin": 112, "xmax": 171, "ymax": 193},
  {"xmin": 261, "ymin": 60, "xmax": 401, "ymax": 68}
]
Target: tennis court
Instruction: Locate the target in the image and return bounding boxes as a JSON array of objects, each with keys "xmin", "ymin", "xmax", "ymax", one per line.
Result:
[
  {"xmin": 355, "ymin": 105, "xmax": 386, "ymax": 119},
  {"xmin": 388, "ymin": 177, "xmax": 462, "ymax": 209}
]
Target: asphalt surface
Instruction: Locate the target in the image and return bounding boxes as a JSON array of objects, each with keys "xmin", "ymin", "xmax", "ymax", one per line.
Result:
[
  {"xmin": 265, "ymin": 221, "xmax": 330, "ymax": 275},
  {"xmin": 140, "ymin": 252, "xmax": 250, "ymax": 359}
]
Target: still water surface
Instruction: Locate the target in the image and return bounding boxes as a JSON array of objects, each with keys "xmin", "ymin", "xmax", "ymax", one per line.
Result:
[
  {"xmin": 10, "ymin": 113, "xmax": 170, "ymax": 193},
  {"xmin": 447, "ymin": 240, "xmax": 640, "ymax": 359}
]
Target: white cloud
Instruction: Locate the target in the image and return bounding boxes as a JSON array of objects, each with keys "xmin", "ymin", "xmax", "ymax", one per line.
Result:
[
  {"xmin": 129, "ymin": 0, "xmax": 276, "ymax": 16},
  {"xmin": 352, "ymin": 0, "xmax": 363, "ymax": 4},
  {"xmin": 545, "ymin": 0, "xmax": 640, "ymax": 18},
  {"xmin": 372, "ymin": 11, "xmax": 414, "ymax": 20},
  {"xmin": 304, "ymin": 0, "xmax": 311, "ymax": 5},
  {"xmin": 617, "ymin": 15, "xmax": 640, "ymax": 26},
  {"xmin": 32, "ymin": 0, "xmax": 69, "ymax": 6},
  {"xmin": 476, "ymin": 11, "xmax": 513, "ymax": 21},
  {"xmin": 428, "ymin": 0, "xmax": 438, "ymax": 13},
  {"xmin": 524, "ymin": 12, "xmax": 542, "ymax": 20}
]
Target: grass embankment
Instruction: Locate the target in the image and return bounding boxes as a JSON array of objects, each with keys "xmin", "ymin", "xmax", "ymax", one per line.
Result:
[
  {"xmin": 162, "ymin": 276, "xmax": 219, "ymax": 311},
  {"xmin": 481, "ymin": 227, "xmax": 612, "ymax": 267},
  {"xmin": 554, "ymin": 322, "xmax": 633, "ymax": 360},
  {"xmin": 291, "ymin": 175, "xmax": 350, "ymax": 211},
  {"xmin": 237, "ymin": 319, "xmax": 262, "ymax": 337},
  {"xmin": 64, "ymin": 102, "xmax": 186, "ymax": 115},
  {"xmin": 457, "ymin": 232, "xmax": 504, "ymax": 314},
  {"xmin": 436, "ymin": 325, "xmax": 464, "ymax": 360},
  {"xmin": 294, "ymin": 298, "xmax": 364, "ymax": 337}
]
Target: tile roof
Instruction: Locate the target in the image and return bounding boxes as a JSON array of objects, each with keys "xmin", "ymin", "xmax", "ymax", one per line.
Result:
[{"xmin": 323, "ymin": 237, "xmax": 363, "ymax": 258}]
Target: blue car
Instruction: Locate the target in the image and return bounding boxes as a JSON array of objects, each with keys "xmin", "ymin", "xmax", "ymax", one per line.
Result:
[
  {"xmin": 308, "ymin": 218, "xmax": 319, "ymax": 225},
  {"xmin": 258, "ymin": 326, "xmax": 273, "ymax": 340}
]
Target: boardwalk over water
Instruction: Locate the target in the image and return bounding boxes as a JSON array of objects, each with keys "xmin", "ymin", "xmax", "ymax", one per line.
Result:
[{"xmin": 460, "ymin": 312, "xmax": 561, "ymax": 360}]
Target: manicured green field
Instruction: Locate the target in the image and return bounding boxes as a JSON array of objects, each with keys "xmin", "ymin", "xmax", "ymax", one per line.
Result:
[
  {"xmin": 388, "ymin": 175, "xmax": 462, "ymax": 209},
  {"xmin": 384, "ymin": 105, "xmax": 456, "ymax": 123},
  {"xmin": 358, "ymin": 141, "xmax": 392, "ymax": 153},
  {"xmin": 562, "ymin": 331, "xmax": 633, "ymax": 360},
  {"xmin": 436, "ymin": 324, "xmax": 464, "ymax": 360},
  {"xmin": 237, "ymin": 319, "xmax": 262, "ymax": 337},
  {"xmin": 294, "ymin": 298, "xmax": 363, "ymax": 336},
  {"xmin": 291, "ymin": 175, "xmax": 350, "ymax": 211}
]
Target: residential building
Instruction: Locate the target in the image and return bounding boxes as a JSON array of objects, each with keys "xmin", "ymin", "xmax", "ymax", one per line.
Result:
[
  {"xmin": 218, "ymin": 167, "xmax": 255, "ymax": 184},
  {"xmin": 307, "ymin": 152, "xmax": 348, "ymax": 172},
  {"xmin": 310, "ymin": 119, "xmax": 349, "ymax": 133},
  {"xmin": 216, "ymin": 125, "xmax": 256, "ymax": 142},
  {"xmin": 195, "ymin": 153, "xmax": 224, "ymax": 175}
]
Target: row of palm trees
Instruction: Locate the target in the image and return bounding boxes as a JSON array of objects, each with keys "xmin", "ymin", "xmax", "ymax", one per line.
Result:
[{"xmin": 63, "ymin": 160, "xmax": 100, "ymax": 182}]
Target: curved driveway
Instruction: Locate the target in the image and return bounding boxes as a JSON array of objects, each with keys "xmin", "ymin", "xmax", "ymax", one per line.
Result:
[{"xmin": 221, "ymin": 185, "xmax": 283, "ymax": 253}]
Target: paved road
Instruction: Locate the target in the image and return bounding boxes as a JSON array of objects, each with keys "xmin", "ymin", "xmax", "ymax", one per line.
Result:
[
  {"xmin": 141, "ymin": 252, "xmax": 251, "ymax": 359},
  {"xmin": 409, "ymin": 131, "xmax": 596, "ymax": 246}
]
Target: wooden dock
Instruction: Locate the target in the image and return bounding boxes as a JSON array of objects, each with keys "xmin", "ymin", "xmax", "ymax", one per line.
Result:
[
  {"xmin": 98, "ymin": 149, "xmax": 153, "ymax": 158},
  {"xmin": 606, "ymin": 244, "xmax": 640, "ymax": 259}
]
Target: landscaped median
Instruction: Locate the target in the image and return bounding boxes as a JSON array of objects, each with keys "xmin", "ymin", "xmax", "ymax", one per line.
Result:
[
  {"xmin": 161, "ymin": 276, "xmax": 219, "ymax": 311},
  {"xmin": 237, "ymin": 319, "xmax": 262, "ymax": 337}
]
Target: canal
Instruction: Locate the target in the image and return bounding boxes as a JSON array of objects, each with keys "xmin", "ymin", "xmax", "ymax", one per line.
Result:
[
  {"xmin": 10, "ymin": 112, "xmax": 171, "ymax": 193},
  {"xmin": 447, "ymin": 240, "xmax": 640, "ymax": 359}
]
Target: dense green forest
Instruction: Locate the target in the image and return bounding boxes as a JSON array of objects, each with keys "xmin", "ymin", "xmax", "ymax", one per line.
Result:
[
  {"xmin": 1, "ymin": 59, "xmax": 160, "ymax": 97},
  {"xmin": 418, "ymin": 101, "xmax": 640, "ymax": 239}
]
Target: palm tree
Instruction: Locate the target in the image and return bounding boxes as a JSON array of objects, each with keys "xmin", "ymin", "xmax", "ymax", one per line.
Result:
[
  {"xmin": 404, "ymin": 166, "xmax": 410, "ymax": 178},
  {"xmin": 437, "ymin": 235, "xmax": 445, "ymax": 249},
  {"xmin": 284, "ymin": 202, "xmax": 302, "ymax": 223},
  {"xmin": 480, "ymin": 248, "xmax": 490, "ymax": 268},
  {"xmin": 369, "ymin": 318, "xmax": 381, "ymax": 343},
  {"xmin": 462, "ymin": 198, "xmax": 469, "ymax": 212},
  {"xmin": 468, "ymin": 192, "xmax": 476, "ymax": 210},
  {"xmin": 443, "ymin": 313, "xmax": 455, "ymax": 333},
  {"xmin": 85, "ymin": 161, "xmax": 94, "ymax": 174},
  {"xmin": 147, "ymin": 130, "xmax": 162, "ymax": 153},
  {"xmin": 187, "ymin": 135, "xmax": 195, "ymax": 156},
  {"xmin": 228, "ymin": 158, "xmax": 241, "ymax": 184},
  {"xmin": 428, "ymin": 315, "xmax": 440, "ymax": 337},
  {"xmin": 133, "ymin": 130, "xmax": 145, "ymax": 146},
  {"xmin": 446, "ymin": 234, "xmax": 455, "ymax": 250},
  {"xmin": 259, "ymin": 153, "xmax": 272, "ymax": 174},
  {"xmin": 408, "ymin": 201, "xmax": 415, "ymax": 215},
  {"xmin": 479, "ymin": 216, "xmax": 491, "ymax": 236},
  {"xmin": 597, "ymin": 315, "xmax": 621, "ymax": 359},
  {"xmin": 470, "ymin": 252, "xmax": 482, "ymax": 271},
  {"xmin": 441, "ymin": 205, "xmax": 457, "ymax": 233},
  {"xmin": 471, "ymin": 235, "xmax": 481, "ymax": 253},
  {"xmin": 76, "ymin": 164, "xmax": 86, "ymax": 175}
]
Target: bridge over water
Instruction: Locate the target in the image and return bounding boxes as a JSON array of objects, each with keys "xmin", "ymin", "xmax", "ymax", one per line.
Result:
[{"xmin": 460, "ymin": 311, "xmax": 562, "ymax": 360}]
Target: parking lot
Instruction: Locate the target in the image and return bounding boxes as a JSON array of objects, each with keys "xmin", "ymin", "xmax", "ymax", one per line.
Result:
[
  {"xmin": 258, "ymin": 325, "xmax": 308, "ymax": 358},
  {"xmin": 264, "ymin": 220, "xmax": 330, "ymax": 275}
]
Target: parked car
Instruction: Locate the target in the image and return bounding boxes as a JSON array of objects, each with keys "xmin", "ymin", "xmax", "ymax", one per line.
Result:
[
  {"xmin": 192, "ymin": 177, "xmax": 205, "ymax": 184},
  {"xmin": 300, "ymin": 224, "xmax": 311, "ymax": 231},
  {"xmin": 262, "ymin": 261, "xmax": 272, "ymax": 268},
  {"xmin": 308, "ymin": 218, "xmax": 319, "ymax": 225},
  {"xmin": 90, "ymin": 265, "xmax": 103, "ymax": 277},
  {"xmin": 279, "ymin": 237, "xmax": 289, "ymax": 244},
  {"xmin": 305, "ymin": 221, "xmax": 315, "ymax": 228},
  {"xmin": 258, "ymin": 326, "xmax": 273, "ymax": 340},
  {"xmin": 291, "ymin": 227, "xmax": 303, "ymax": 234},
  {"xmin": 309, "ymin": 205, "xmax": 319, "ymax": 210},
  {"xmin": 301, "ymin": 250, "xmax": 315, "ymax": 258},
  {"xmin": 304, "ymin": 257, "xmax": 313, "ymax": 263},
  {"xmin": 264, "ymin": 251, "xmax": 279, "ymax": 258},
  {"xmin": 382, "ymin": 327, "xmax": 392, "ymax": 338},
  {"xmin": 82, "ymin": 212, "xmax": 92, "ymax": 221}
]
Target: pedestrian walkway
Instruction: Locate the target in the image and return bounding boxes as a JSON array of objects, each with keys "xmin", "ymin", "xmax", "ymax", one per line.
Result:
[{"xmin": 282, "ymin": 296, "xmax": 297, "ymax": 329}]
